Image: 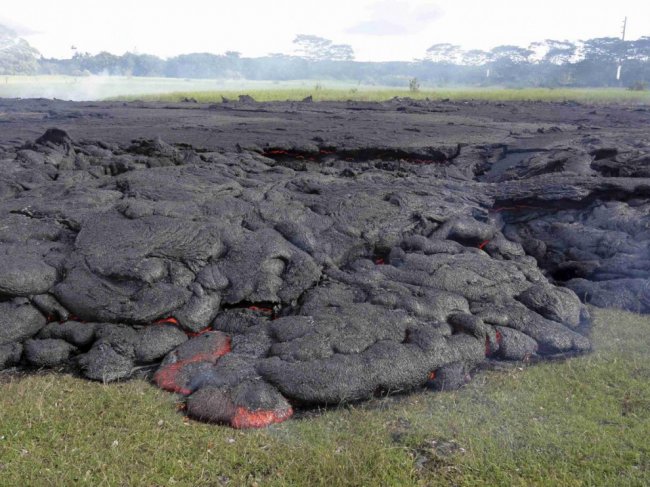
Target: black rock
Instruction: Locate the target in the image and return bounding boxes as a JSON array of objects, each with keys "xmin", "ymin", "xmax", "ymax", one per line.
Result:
[
  {"xmin": 35, "ymin": 127, "xmax": 73, "ymax": 146},
  {"xmin": 0, "ymin": 299, "xmax": 46, "ymax": 346},
  {"xmin": 37, "ymin": 321, "xmax": 96, "ymax": 348},
  {"xmin": 78, "ymin": 342, "xmax": 134, "ymax": 382},
  {"xmin": 24, "ymin": 338, "xmax": 76, "ymax": 367},
  {"xmin": 0, "ymin": 342, "xmax": 23, "ymax": 368},
  {"xmin": 135, "ymin": 324, "xmax": 188, "ymax": 363},
  {"xmin": 0, "ymin": 99, "xmax": 647, "ymax": 427}
]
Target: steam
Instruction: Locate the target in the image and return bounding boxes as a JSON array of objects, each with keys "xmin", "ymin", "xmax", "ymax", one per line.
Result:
[{"xmin": 0, "ymin": 75, "xmax": 303, "ymax": 102}]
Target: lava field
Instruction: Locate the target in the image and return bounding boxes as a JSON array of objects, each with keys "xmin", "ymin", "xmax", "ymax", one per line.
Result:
[{"xmin": 0, "ymin": 97, "xmax": 648, "ymax": 428}]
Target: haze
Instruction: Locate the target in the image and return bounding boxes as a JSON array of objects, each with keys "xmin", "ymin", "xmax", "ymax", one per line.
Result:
[{"xmin": 2, "ymin": 0, "xmax": 647, "ymax": 61}]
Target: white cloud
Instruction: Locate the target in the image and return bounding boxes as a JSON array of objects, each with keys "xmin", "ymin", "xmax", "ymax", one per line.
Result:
[
  {"xmin": 0, "ymin": 16, "xmax": 39, "ymax": 36},
  {"xmin": 346, "ymin": 1, "xmax": 444, "ymax": 36}
]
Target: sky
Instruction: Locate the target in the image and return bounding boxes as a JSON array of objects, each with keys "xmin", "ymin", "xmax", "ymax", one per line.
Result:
[{"xmin": 1, "ymin": 0, "xmax": 648, "ymax": 61}]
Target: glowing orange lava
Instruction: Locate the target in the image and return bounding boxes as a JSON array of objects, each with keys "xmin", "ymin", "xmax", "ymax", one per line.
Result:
[
  {"xmin": 153, "ymin": 317, "xmax": 180, "ymax": 326},
  {"xmin": 154, "ymin": 336, "xmax": 232, "ymax": 395},
  {"xmin": 231, "ymin": 406, "xmax": 294, "ymax": 429}
]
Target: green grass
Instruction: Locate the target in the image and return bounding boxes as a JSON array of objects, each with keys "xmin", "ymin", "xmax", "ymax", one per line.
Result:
[
  {"xmin": 2, "ymin": 75, "xmax": 650, "ymax": 104},
  {"xmin": 116, "ymin": 87, "xmax": 650, "ymax": 104},
  {"xmin": 1, "ymin": 307, "xmax": 649, "ymax": 486}
]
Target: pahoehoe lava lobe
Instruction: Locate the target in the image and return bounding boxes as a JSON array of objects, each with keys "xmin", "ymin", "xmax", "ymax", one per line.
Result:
[{"xmin": 0, "ymin": 98, "xmax": 648, "ymax": 428}]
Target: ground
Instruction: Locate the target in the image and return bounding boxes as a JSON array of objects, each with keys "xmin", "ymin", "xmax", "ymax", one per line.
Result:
[
  {"xmin": 1, "ymin": 307, "xmax": 648, "ymax": 486},
  {"xmin": 0, "ymin": 92, "xmax": 648, "ymax": 483}
]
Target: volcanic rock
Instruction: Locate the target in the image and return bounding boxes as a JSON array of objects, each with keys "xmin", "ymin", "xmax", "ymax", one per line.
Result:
[
  {"xmin": 78, "ymin": 342, "xmax": 134, "ymax": 382},
  {"xmin": 0, "ymin": 342, "xmax": 23, "ymax": 369},
  {"xmin": 135, "ymin": 324, "xmax": 188, "ymax": 363},
  {"xmin": 0, "ymin": 299, "xmax": 47, "ymax": 345},
  {"xmin": 38, "ymin": 321, "xmax": 97, "ymax": 348},
  {"xmin": 23, "ymin": 338, "xmax": 76, "ymax": 367},
  {"xmin": 0, "ymin": 97, "xmax": 648, "ymax": 427}
]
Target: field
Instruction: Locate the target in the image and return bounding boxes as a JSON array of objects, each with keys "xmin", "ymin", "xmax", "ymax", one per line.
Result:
[
  {"xmin": 1, "ymin": 307, "xmax": 648, "ymax": 486},
  {"xmin": 121, "ymin": 87, "xmax": 650, "ymax": 104},
  {"xmin": 2, "ymin": 75, "xmax": 650, "ymax": 104}
]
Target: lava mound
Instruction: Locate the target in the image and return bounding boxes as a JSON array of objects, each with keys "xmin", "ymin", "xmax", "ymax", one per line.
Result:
[{"xmin": 1, "ymin": 105, "xmax": 648, "ymax": 428}]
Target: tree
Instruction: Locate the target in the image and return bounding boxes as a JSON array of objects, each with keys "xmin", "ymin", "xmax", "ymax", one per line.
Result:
[
  {"xmin": 462, "ymin": 49, "xmax": 492, "ymax": 66},
  {"xmin": 540, "ymin": 40, "xmax": 578, "ymax": 65},
  {"xmin": 581, "ymin": 37, "xmax": 627, "ymax": 63},
  {"xmin": 425, "ymin": 43, "xmax": 463, "ymax": 63},
  {"xmin": 490, "ymin": 45, "xmax": 533, "ymax": 64},
  {"xmin": 121, "ymin": 52, "xmax": 165, "ymax": 77},
  {"xmin": 625, "ymin": 37, "xmax": 650, "ymax": 62},
  {"xmin": 0, "ymin": 24, "xmax": 40, "ymax": 74},
  {"xmin": 293, "ymin": 35, "xmax": 354, "ymax": 61}
]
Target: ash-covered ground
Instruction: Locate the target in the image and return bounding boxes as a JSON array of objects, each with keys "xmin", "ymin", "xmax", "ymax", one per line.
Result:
[{"xmin": 0, "ymin": 97, "xmax": 648, "ymax": 428}]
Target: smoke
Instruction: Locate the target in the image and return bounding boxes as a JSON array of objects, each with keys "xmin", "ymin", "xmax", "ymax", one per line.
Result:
[
  {"xmin": 0, "ymin": 75, "xmax": 329, "ymax": 102},
  {"xmin": 1, "ymin": 73, "xmax": 144, "ymax": 101},
  {"xmin": 0, "ymin": 75, "xmax": 217, "ymax": 101}
]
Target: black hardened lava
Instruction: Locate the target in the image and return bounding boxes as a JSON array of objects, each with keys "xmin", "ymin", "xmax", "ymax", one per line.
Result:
[{"xmin": 0, "ymin": 98, "xmax": 648, "ymax": 428}]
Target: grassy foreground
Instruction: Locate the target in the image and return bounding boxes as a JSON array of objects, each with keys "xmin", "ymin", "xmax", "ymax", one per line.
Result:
[
  {"xmin": 118, "ymin": 87, "xmax": 650, "ymax": 104},
  {"xmin": 1, "ymin": 307, "xmax": 648, "ymax": 486}
]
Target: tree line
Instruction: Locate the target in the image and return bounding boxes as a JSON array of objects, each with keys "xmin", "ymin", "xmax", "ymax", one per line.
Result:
[{"xmin": 2, "ymin": 27, "xmax": 649, "ymax": 88}]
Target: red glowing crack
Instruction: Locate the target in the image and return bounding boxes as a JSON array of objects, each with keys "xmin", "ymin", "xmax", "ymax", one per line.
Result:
[
  {"xmin": 186, "ymin": 327, "xmax": 213, "ymax": 338},
  {"xmin": 154, "ymin": 317, "xmax": 180, "ymax": 326},
  {"xmin": 154, "ymin": 336, "xmax": 232, "ymax": 395},
  {"xmin": 485, "ymin": 330, "xmax": 503, "ymax": 357},
  {"xmin": 247, "ymin": 305, "xmax": 273, "ymax": 315},
  {"xmin": 153, "ymin": 317, "xmax": 213, "ymax": 338}
]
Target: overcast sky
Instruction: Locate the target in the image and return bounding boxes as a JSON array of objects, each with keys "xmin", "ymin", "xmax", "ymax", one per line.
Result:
[{"xmin": 2, "ymin": 0, "xmax": 648, "ymax": 61}]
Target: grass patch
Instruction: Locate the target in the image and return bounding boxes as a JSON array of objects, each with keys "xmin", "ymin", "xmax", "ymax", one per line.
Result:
[
  {"xmin": 2, "ymin": 76, "xmax": 650, "ymax": 104},
  {"xmin": 116, "ymin": 87, "xmax": 650, "ymax": 104},
  {"xmin": 1, "ymin": 307, "xmax": 648, "ymax": 486}
]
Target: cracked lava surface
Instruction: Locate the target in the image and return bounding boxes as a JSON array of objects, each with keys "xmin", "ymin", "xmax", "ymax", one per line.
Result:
[{"xmin": 0, "ymin": 97, "xmax": 648, "ymax": 427}]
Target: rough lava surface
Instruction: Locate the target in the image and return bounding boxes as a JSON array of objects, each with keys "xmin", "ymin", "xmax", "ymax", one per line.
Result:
[{"xmin": 0, "ymin": 97, "xmax": 648, "ymax": 428}]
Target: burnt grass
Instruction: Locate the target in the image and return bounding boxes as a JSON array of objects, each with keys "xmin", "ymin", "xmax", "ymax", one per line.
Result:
[{"xmin": 0, "ymin": 97, "xmax": 648, "ymax": 429}]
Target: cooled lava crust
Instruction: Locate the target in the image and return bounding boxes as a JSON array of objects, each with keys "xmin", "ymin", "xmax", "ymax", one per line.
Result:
[{"xmin": 0, "ymin": 97, "xmax": 648, "ymax": 428}]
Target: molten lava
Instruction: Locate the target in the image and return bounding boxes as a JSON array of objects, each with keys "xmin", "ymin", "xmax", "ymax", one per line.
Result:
[
  {"xmin": 247, "ymin": 305, "xmax": 273, "ymax": 314},
  {"xmin": 231, "ymin": 406, "xmax": 294, "ymax": 429},
  {"xmin": 154, "ymin": 317, "xmax": 180, "ymax": 326},
  {"xmin": 154, "ymin": 336, "xmax": 232, "ymax": 395}
]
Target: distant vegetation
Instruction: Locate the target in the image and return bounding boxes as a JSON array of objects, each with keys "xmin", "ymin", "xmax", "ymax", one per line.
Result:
[
  {"xmin": 2, "ymin": 24, "xmax": 650, "ymax": 89},
  {"xmin": 0, "ymin": 24, "xmax": 40, "ymax": 74}
]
